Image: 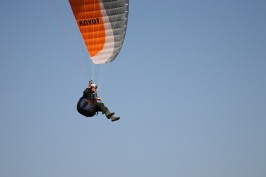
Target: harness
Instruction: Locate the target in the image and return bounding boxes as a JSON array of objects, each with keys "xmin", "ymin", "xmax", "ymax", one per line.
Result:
[
  {"xmin": 77, "ymin": 89, "xmax": 99, "ymax": 117},
  {"xmin": 77, "ymin": 97, "xmax": 95, "ymax": 117},
  {"xmin": 79, "ymin": 97, "xmax": 94, "ymax": 111}
]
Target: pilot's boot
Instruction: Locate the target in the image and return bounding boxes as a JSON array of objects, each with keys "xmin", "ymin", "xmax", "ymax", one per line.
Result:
[{"xmin": 111, "ymin": 116, "xmax": 120, "ymax": 122}]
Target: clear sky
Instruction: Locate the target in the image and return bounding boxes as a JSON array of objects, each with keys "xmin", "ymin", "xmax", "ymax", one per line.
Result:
[{"xmin": 1, "ymin": 0, "xmax": 266, "ymax": 177}]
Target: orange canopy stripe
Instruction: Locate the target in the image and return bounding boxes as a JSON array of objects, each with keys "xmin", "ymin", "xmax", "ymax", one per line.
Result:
[{"xmin": 69, "ymin": 0, "xmax": 105, "ymax": 57}]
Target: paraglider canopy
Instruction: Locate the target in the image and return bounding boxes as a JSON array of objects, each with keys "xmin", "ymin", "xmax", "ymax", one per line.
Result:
[{"xmin": 69, "ymin": 0, "xmax": 129, "ymax": 64}]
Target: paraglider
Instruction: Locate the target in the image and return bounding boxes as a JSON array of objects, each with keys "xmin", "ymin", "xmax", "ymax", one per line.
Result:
[
  {"xmin": 68, "ymin": 0, "xmax": 129, "ymax": 121},
  {"xmin": 77, "ymin": 80, "xmax": 120, "ymax": 122}
]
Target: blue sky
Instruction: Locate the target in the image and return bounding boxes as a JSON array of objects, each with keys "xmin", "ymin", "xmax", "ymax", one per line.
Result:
[{"xmin": 1, "ymin": 0, "xmax": 266, "ymax": 176}]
